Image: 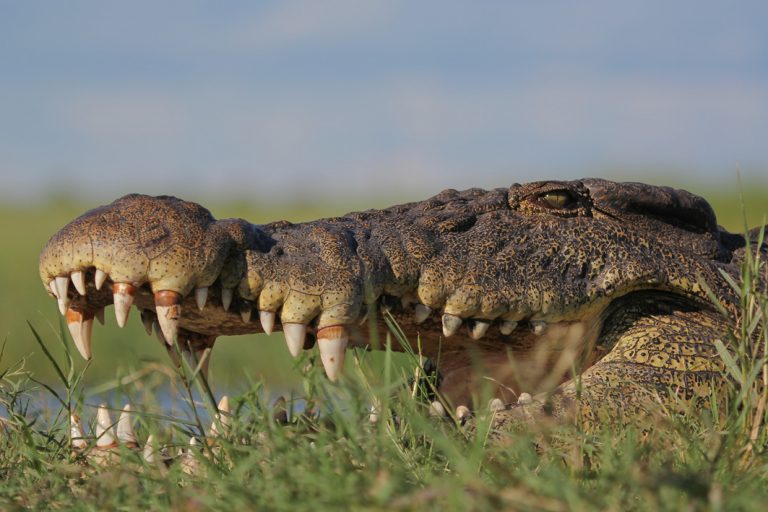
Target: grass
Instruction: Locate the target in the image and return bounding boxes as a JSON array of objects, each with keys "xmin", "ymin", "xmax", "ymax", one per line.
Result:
[
  {"xmin": 0, "ymin": 218, "xmax": 766, "ymax": 510},
  {"xmin": 0, "ymin": 185, "xmax": 766, "ymax": 509}
]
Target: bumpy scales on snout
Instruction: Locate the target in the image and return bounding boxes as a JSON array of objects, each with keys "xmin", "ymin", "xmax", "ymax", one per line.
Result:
[{"xmin": 39, "ymin": 179, "xmax": 763, "ymax": 430}]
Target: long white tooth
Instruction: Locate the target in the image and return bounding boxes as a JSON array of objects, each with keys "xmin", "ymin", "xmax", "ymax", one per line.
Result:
[
  {"xmin": 79, "ymin": 319, "xmax": 94, "ymax": 361},
  {"xmin": 70, "ymin": 413, "xmax": 87, "ymax": 450},
  {"xmin": 57, "ymin": 298, "xmax": 69, "ymax": 316},
  {"xmin": 316, "ymin": 325, "xmax": 349, "ymax": 382},
  {"xmin": 66, "ymin": 309, "xmax": 93, "ymax": 360},
  {"xmin": 66, "ymin": 312, "xmax": 84, "ymax": 358},
  {"xmin": 488, "ymin": 398, "xmax": 505, "ymax": 412},
  {"xmin": 117, "ymin": 404, "xmax": 138, "ymax": 447},
  {"xmin": 517, "ymin": 392, "xmax": 533, "ymax": 405},
  {"xmin": 531, "ymin": 320, "xmax": 547, "ymax": 335},
  {"xmin": 368, "ymin": 398, "xmax": 381, "ymax": 424},
  {"xmin": 112, "ymin": 283, "xmax": 136, "ymax": 328},
  {"xmin": 470, "ymin": 320, "xmax": 491, "ymax": 340},
  {"xmin": 96, "ymin": 405, "xmax": 117, "ymax": 448},
  {"xmin": 456, "ymin": 405, "xmax": 471, "ymax": 424},
  {"xmin": 95, "ymin": 307, "xmax": 105, "ymax": 325},
  {"xmin": 259, "ymin": 310, "xmax": 275, "ymax": 335},
  {"xmin": 155, "ymin": 290, "xmax": 182, "ymax": 346},
  {"xmin": 429, "ymin": 401, "xmax": 446, "ymax": 418},
  {"xmin": 283, "ymin": 323, "xmax": 306, "ymax": 358},
  {"xmin": 210, "ymin": 395, "xmax": 231, "ymax": 437},
  {"xmin": 217, "ymin": 395, "xmax": 230, "ymax": 414},
  {"xmin": 49, "ymin": 279, "xmax": 58, "ymax": 298},
  {"xmin": 195, "ymin": 287, "xmax": 208, "ymax": 311},
  {"xmin": 94, "ymin": 268, "xmax": 108, "ymax": 290},
  {"xmin": 143, "ymin": 434, "xmax": 157, "ymax": 463},
  {"xmin": 55, "ymin": 276, "xmax": 70, "ymax": 301},
  {"xmin": 221, "ymin": 288, "xmax": 233, "ymax": 312},
  {"xmin": 500, "ymin": 320, "xmax": 518, "ymax": 335},
  {"xmin": 240, "ymin": 303, "xmax": 252, "ymax": 323},
  {"xmin": 442, "ymin": 313, "xmax": 463, "ymax": 337},
  {"xmin": 414, "ymin": 304, "xmax": 432, "ymax": 324},
  {"xmin": 55, "ymin": 276, "xmax": 70, "ymax": 315},
  {"xmin": 71, "ymin": 270, "xmax": 87, "ymax": 296}
]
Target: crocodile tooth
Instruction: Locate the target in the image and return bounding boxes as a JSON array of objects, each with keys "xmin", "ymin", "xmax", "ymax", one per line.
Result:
[
  {"xmin": 531, "ymin": 320, "xmax": 547, "ymax": 335},
  {"xmin": 259, "ymin": 310, "xmax": 275, "ymax": 335},
  {"xmin": 65, "ymin": 308, "xmax": 93, "ymax": 360},
  {"xmin": 455, "ymin": 405, "xmax": 471, "ymax": 424},
  {"xmin": 470, "ymin": 320, "xmax": 491, "ymax": 340},
  {"xmin": 195, "ymin": 287, "xmax": 208, "ymax": 311},
  {"xmin": 140, "ymin": 309, "xmax": 155, "ymax": 335},
  {"xmin": 49, "ymin": 279, "xmax": 58, "ymax": 298},
  {"xmin": 77, "ymin": 311, "xmax": 94, "ymax": 360},
  {"xmin": 70, "ymin": 413, "xmax": 87, "ymax": 450},
  {"xmin": 143, "ymin": 434, "xmax": 158, "ymax": 463},
  {"xmin": 94, "ymin": 268, "xmax": 108, "ymax": 290},
  {"xmin": 442, "ymin": 313, "xmax": 463, "ymax": 337},
  {"xmin": 71, "ymin": 270, "xmax": 87, "ymax": 295},
  {"xmin": 95, "ymin": 307, "xmax": 105, "ymax": 325},
  {"xmin": 500, "ymin": 320, "xmax": 518, "ymax": 335},
  {"xmin": 218, "ymin": 395, "xmax": 230, "ymax": 414},
  {"xmin": 209, "ymin": 395, "xmax": 231, "ymax": 437},
  {"xmin": 112, "ymin": 283, "xmax": 136, "ymax": 328},
  {"xmin": 368, "ymin": 398, "xmax": 381, "ymax": 424},
  {"xmin": 55, "ymin": 276, "xmax": 70, "ymax": 315},
  {"xmin": 517, "ymin": 392, "xmax": 533, "ymax": 405},
  {"xmin": 317, "ymin": 325, "xmax": 349, "ymax": 382},
  {"xmin": 488, "ymin": 398, "xmax": 505, "ymax": 412},
  {"xmin": 240, "ymin": 303, "xmax": 252, "ymax": 323},
  {"xmin": 414, "ymin": 304, "xmax": 432, "ymax": 324},
  {"xmin": 221, "ymin": 288, "xmax": 233, "ymax": 312},
  {"xmin": 117, "ymin": 404, "xmax": 138, "ymax": 448},
  {"xmin": 429, "ymin": 401, "xmax": 446, "ymax": 418},
  {"xmin": 181, "ymin": 437, "xmax": 201, "ymax": 474},
  {"xmin": 96, "ymin": 405, "xmax": 117, "ymax": 448},
  {"xmin": 155, "ymin": 290, "xmax": 182, "ymax": 346},
  {"xmin": 283, "ymin": 323, "xmax": 306, "ymax": 358}
]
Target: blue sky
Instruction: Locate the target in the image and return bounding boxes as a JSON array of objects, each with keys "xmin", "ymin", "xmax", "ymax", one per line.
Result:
[{"xmin": 1, "ymin": 1, "xmax": 766, "ymax": 203}]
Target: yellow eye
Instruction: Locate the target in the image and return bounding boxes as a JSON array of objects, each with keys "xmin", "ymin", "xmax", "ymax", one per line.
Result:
[{"xmin": 541, "ymin": 190, "xmax": 577, "ymax": 209}]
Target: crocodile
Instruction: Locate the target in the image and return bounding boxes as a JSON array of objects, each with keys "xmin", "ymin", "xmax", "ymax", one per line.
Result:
[{"xmin": 38, "ymin": 179, "xmax": 764, "ymax": 431}]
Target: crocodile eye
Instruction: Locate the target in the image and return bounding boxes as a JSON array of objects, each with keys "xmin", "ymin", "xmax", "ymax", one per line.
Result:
[{"xmin": 540, "ymin": 190, "xmax": 577, "ymax": 209}]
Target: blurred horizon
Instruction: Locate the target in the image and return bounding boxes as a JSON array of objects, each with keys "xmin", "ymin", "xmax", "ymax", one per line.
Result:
[{"xmin": 1, "ymin": 1, "xmax": 766, "ymax": 205}]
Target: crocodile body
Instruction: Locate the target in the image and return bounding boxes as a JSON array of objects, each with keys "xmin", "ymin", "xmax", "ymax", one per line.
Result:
[{"xmin": 38, "ymin": 179, "xmax": 763, "ymax": 430}]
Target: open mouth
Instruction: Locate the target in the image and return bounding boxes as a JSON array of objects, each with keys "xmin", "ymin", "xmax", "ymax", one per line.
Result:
[{"xmin": 50, "ymin": 265, "xmax": 610, "ymax": 408}]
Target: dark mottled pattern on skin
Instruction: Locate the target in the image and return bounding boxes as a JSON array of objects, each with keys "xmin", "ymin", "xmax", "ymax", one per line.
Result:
[{"xmin": 39, "ymin": 179, "xmax": 766, "ymax": 431}]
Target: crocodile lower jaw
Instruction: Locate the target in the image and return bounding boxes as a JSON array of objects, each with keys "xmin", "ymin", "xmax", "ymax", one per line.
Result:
[{"xmin": 54, "ymin": 266, "xmax": 606, "ymax": 404}]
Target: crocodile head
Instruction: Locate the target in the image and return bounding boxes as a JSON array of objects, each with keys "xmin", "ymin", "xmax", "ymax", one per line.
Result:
[{"xmin": 38, "ymin": 179, "xmax": 748, "ymax": 415}]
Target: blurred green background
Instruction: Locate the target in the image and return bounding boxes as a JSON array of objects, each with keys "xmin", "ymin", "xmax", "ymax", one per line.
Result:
[{"xmin": 1, "ymin": 183, "xmax": 766, "ymax": 393}]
